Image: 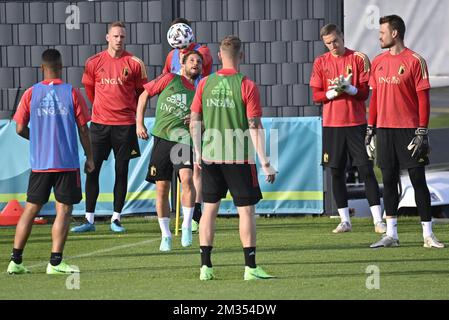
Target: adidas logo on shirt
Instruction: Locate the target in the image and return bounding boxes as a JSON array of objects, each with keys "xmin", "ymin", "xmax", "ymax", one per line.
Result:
[
  {"xmin": 166, "ymin": 93, "xmax": 187, "ymax": 108},
  {"xmin": 160, "ymin": 93, "xmax": 189, "ymax": 117},
  {"xmin": 37, "ymin": 90, "xmax": 68, "ymax": 116},
  {"xmin": 211, "ymin": 79, "xmax": 233, "ymax": 96}
]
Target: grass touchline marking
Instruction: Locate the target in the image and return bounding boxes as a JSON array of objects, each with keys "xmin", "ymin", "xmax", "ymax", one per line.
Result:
[{"xmin": 27, "ymin": 238, "xmax": 160, "ymax": 269}]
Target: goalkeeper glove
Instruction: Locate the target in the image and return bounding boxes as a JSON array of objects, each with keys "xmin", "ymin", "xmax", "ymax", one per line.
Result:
[
  {"xmin": 407, "ymin": 127, "xmax": 429, "ymax": 159},
  {"xmin": 326, "ymin": 88, "xmax": 339, "ymax": 100},
  {"xmin": 365, "ymin": 125, "xmax": 376, "ymax": 160},
  {"xmin": 326, "ymin": 77, "xmax": 342, "ymax": 99},
  {"xmin": 338, "ymin": 74, "xmax": 358, "ymax": 96}
]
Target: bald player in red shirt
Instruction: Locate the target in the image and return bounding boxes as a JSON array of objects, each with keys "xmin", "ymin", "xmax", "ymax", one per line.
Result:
[
  {"xmin": 71, "ymin": 21, "xmax": 148, "ymax": 234},
  {"xmin": 310, "ymin": 24, "xmax": 385, "ymax": 235},
  {"xmin": 367, "ymin": 15, "xmax": 443, "ymax": 249}
]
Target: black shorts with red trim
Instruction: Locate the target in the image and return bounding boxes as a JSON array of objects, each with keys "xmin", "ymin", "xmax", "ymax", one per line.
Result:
[
  {"xmin": 201, "ymin": 162, "xmax": 262, "ymax": 207},
  {"xmin": 376, "ymin": 128, "xmax": 429, "ymax": 169},
  {"xmin": 90, "ymin": 122, "xmax": 141, "ymax": 162},
  {"xmin": 146, "ymin": 136, "xmax": 193, "ymax": 183},
  {"xmin": 322, "ymin": 125, "xmax": 371, "ymax": 168},
  {"xmin": 27, "ymin": 170, "xmax": 82, "ymax": 205}
]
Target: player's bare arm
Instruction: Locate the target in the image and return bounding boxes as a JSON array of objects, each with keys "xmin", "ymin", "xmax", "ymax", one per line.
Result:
[
  {"xmin": 136, "ymin": 90, "xmax": 150, "ymax": 140},
  {"xmin": 16, "ymin": 123, "xmax": 29, "ymax": 140},
  {"xmin": 248, "ymin": 117, "xmax": 276, "ymax": 183},
  {"xmin": 78, "ymin": 124, "xmax": 95, "ymax": 173},
  {"xmin": 189, "ymin": 111, "xmax": 202, "ymax": 167}
]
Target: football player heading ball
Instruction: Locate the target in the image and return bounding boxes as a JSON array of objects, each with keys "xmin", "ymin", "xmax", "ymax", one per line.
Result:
[{"xmin": 163, "ymin": 18, "xmax": 213, "ymax": 233}]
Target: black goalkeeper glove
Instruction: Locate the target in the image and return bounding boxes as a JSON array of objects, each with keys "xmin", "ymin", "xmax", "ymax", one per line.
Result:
[
  {"xmin": 407, "ymin": 127, "xmax": 429, "ymax": 159},
  {"xmin": 365, "ymin": 125, "xmax": 376, "ymax": 160}
]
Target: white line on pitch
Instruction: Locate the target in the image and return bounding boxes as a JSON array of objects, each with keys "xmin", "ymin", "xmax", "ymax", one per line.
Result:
[{"xmin": 27, "ymin": 238, "xmax": 160, "ymax": 270}]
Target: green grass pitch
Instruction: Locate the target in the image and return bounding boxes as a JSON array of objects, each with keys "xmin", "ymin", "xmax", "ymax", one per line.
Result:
[{"xmin": 1, "ymin": 216, "xmax": 449, "ymax": 299}]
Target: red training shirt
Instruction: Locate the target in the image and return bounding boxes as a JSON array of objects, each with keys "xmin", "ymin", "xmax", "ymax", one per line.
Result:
[
  {"xmin": 310, "ymin": 48, "xmax": 371, "ymax": 127},
  {"xmin": 368, "ymin": 48, "xmax": 430, "ymax": 128},
  {"xmin": 82, "ymin": 50, "xmax": 148, "ymax": 125}
]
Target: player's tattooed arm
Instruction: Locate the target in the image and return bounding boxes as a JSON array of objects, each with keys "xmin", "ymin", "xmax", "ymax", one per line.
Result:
[
  {"xmin": 247, "ymin": 117, "xmax": 276, "ymax": 183},
  {"xmin": 248, "ymin": 117, "xmax": 262, "ymax": 129}
]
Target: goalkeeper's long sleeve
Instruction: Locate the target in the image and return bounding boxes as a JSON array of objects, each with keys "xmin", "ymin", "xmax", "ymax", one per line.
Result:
[
  {"xmin": 367, "ymin": 88, "xmax": 378, "ymax": 126},
  {"xmin": 353, "ymin": 82, "xmax": 369, "ymax": 101},
  {"xmin": 417, "ymin": 89, "xmax": 430, "ymax": 128},
  {"xmin": 311, "ymin": 86, "xmax": 331, "ymax": 103}
]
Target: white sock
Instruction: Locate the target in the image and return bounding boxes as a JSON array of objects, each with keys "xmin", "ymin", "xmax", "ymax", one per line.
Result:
[
  {"xmin": 338, "ymin": 207, "xmax": 351, "ymax": 223},
  {"xmin": 370, "ymin": 205, "xmax": 383, "ymax": 224},
  {"xmin": 386, "ymin": 217, "xmax": 398, "ymax": 239},
  {"xmin": 158, "ymin": 217, "xmax": 171, "ymax": 238},
  {"xmin": 85, "ymin": 212, "xmax": 95, "ymax": 224},
  {"xmin": 421, "ymin": 221, "xmax": 433, "ymax": 239},
  {"xmin": 111, "ymin": 212, "xmax": 121, "ymax": 222},
  {"xmin": 181, "ymin": 207, "xmax": 194, "ymax": 229}
]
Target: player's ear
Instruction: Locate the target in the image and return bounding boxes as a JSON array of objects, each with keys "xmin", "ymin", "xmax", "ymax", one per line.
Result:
[
  {"xmin": 106, "ymin": 33, "xmax": 110, "ymax": 42},
  {"xmin": 391, "ymin": 29, "xmax": 398, "ymax": 39},
  {"xmin": 218, "ymin": 51, "xmax": 222, "ymax": 62}
]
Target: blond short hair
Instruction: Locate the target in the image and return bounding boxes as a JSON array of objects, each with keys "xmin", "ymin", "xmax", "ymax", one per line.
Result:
[
  {"xmin": 108, "ymin": 21, "xmax": 126, "ymax": 32},
  {"xmin": 220, "ymin": 35, "xmax": 242, "ymax": 58}
]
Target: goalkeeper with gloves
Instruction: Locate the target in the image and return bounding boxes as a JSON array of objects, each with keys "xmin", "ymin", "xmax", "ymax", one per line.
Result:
[
  {"xmin": 367, "ymin": 15, "xmax": 443, "ymax": 249},
  {"xmin": 310, "ymin": 24, "xmax": 385, "ymax": 235}
]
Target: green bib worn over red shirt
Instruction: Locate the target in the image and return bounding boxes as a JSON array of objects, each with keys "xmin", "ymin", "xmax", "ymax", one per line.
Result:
[
  {"xmin": 201, "ymin": 72, "xmax": 254, "ymax": 163},
  {"xmin": 151, "ymin": 75, "xmax": 195, "ymax": 145}
]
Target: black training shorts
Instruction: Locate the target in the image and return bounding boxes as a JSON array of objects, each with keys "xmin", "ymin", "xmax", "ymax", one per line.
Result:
[
  {"xmin": 27, "ymin": 170, "xmax": 82, "ymax": 205},
  {"xmin": 90, "ymin": 122, "xmax": 141, "ymax": 162},
  {"xmin": 376, "ymin": 128, "xmax": 429, "ymax": 169},
  {"xmin": 322, "ymin": 124, "xmax": 371, "ymax": 169},
  {"xmin": 202, "ymin": 162, "xmax": 262, "ymax": 207},
  {"xmin": 146, "ymin": 136, "xmax": 193, "ymax": 183}
]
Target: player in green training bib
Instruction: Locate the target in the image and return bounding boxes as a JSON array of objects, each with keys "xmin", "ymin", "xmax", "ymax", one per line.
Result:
[
  {"xmin": 136, "ymin": 50, "xmax": 203, "ymax": 252},
  {"xmin": 190, "ymin": 36, "xmax": 277, "ymax": 281}
]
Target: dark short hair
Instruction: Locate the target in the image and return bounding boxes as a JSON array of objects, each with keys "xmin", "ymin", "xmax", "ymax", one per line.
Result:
[
  {"xmin": 320, "ymin": 23, "xmax": 343, "ymax": 39},
  {"xmin": 41, "ymin": 49, "xmax": 62, "ymax": 70},
  {"xmin": 171, "ymin": 18, "xmax": 191, "ymax": 27},
  {"xmin": 108, "ymin": 21, "xmax": 126, "ymax": 32},
  {"xmin": 182, "ymin": 50, "xmax": 203, "ymax": 64},
  {"xmin": 379, "ymin": 15, "xmax": 406, "ymax": 40}
]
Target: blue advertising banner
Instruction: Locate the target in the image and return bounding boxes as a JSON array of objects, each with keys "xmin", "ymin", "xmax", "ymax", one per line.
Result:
[{"xmin": 0, "ymin": 117, "xmax": 323, "ymax": 215}]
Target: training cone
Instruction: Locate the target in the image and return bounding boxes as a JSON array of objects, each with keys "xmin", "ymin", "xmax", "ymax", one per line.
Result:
[{"xmin": 0, "ymin": 200, "xmax": 47, "ymax": 226}]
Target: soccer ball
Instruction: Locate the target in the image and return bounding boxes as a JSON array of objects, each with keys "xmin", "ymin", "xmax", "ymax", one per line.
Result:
[{"xmin": 167, "ymin": 23, "xmax": 194, "ymax": 49}]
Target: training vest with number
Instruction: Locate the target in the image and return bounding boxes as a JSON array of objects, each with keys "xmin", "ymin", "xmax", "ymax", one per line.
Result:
[
  {"xmin": 201, "ymin": 72, "xmax": 253, "ymax": 163},
  {"xmin": 170, "ymin": 44, "xmax": 202, "ymax": 87},
  {"xmin": 29, "ymin": 83, "xmax": 80, "ymax": 170},
  {"xmin": 152, "ymin": 75, "xmax": 195, "ymax": 145}
]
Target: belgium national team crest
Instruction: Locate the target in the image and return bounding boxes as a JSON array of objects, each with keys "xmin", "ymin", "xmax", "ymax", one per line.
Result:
[
  {"xmin": 398, "ymin": 64, "xmax": 406, "ymax": 75},
  {"xmin": 150, "ymin": 166, "xmax": 157, "ymax": 176},
  {"xmin": 346, "ymin": 65, "xmax": 352, "ymax": 75},
  {"xmin": 123, "ymin": 67, "xmax": 129, "ymax": 78},
  {"xmin": 323, "ymin": 153, "xmax": 329, "ymax": 163}
]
